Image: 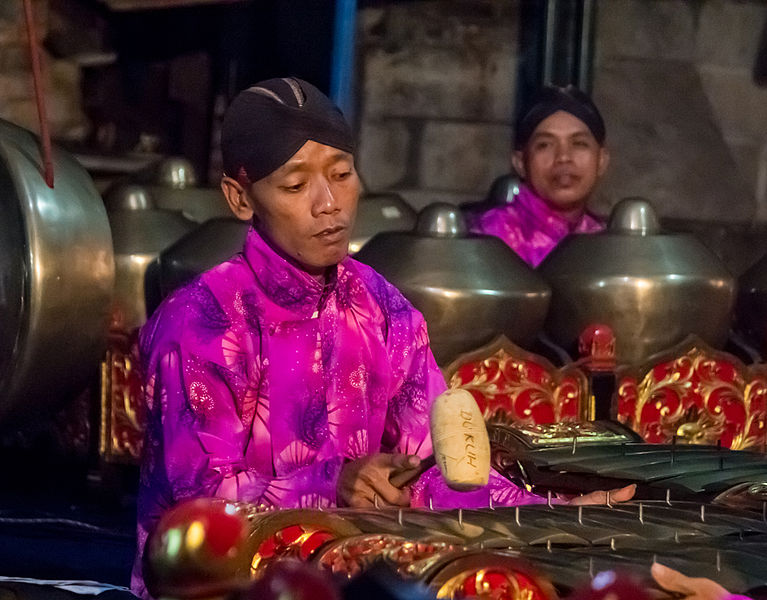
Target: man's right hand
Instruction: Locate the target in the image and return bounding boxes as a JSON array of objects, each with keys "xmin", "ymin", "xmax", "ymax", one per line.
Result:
[{"xmin": 337, "ymin": 453, "xmax": 422, "ymax": 508}]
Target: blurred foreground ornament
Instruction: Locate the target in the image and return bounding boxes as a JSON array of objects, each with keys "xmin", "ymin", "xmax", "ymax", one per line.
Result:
[
  {"xmin": 144, "ymin": 498, "xmax": 255, "ymax": 599},
  {"xmin": 539, "ymin": 198, "xmax": 735, "ymax": 365},
  {"xmin": 355, "ymin": 203, "xmax": 551, "ymax": 365},
  {"xmin": 239, "ymin": 560, "xmax": 341, "ymax": 600}
]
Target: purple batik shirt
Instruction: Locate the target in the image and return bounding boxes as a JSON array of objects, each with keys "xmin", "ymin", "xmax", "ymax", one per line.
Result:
[
  {"xmin": 131, "ymin": 227, "xmax": 544, "ymax": 598},
  {"xmin": 471, "ymin": 184, "xmax": 604, "ymax": 267}
]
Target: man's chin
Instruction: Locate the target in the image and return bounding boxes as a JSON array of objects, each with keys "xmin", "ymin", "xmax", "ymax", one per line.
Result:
[{"xmin": 546, "ymin": 192, "xmax": 588, "ymax": 213}]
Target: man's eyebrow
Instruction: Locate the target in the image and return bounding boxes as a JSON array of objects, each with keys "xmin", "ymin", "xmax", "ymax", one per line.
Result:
[
  {"xmin": 530, "ymin": 129, "xmax": 592, "ymax": 141},
  {"xmin": 529, "ymin": 131, "xmax": 557, "ymax": 141},
  {"xmin": 326, "ymin": 151, "xmax": 354, "ymax": 166}
]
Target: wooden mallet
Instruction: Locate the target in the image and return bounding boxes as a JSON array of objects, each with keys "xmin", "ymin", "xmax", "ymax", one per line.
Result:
[{"xmin": 389, "ymin": 388, "xmax": 491, "ymax": 490}]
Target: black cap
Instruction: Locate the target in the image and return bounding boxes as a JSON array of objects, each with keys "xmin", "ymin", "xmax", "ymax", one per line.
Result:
[
  {"xmin": 515, "ymin": 85, "xmax": 605, "ymax": 149},
  {"xmin": 221, "ymin": 77, "xmax": 355, "ymax": 183}
]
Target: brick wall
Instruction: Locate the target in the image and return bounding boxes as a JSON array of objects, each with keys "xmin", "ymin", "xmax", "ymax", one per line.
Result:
[{"xmin": 356, "ymin": 0, "xmax": 518, "ymax": 211}]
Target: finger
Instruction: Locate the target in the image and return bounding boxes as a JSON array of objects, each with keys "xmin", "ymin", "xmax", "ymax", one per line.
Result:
[
  {"xmin": 348, "ymin": 493, "xmax": 374, "ymax": 509},
  {"xmin": 651, "ymin": 563, "xmax": 693, "ymax": 595},
  {"xmin": 387, "ymin": 453, "xmax": 423, "ymax": 472},
  {"xmin": 611, "ymin": 484, "xmax": 637, "ymax": 502},
  {"xmin": 371, "ymin": 478, "xmax": 411, "ymax": 506},
  {"xmin": 568, "ymin": 490, "xmax": 604, "ymax": 506}
]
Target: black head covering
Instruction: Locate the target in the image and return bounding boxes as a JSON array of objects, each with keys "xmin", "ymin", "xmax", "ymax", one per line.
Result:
[
  {"xmin": 514, "ymin": 85, "xmax": 605, "ymax": 149},
  {"xmin": 221, "ymin": 77, "xmax": 355, "ymax": 183}
]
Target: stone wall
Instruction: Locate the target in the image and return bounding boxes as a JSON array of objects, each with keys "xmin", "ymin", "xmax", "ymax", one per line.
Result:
[
  {"xmin": 592, "ymin": 0, "xmax": 767, "ymax": 221},
  {"xmin": 356, "ymin": 0, "xmax": 519, "ymax": 211},
  {"xmin": 0, "ymin": 0, "xmax": 88, "ymax": 142},
  {"xmin": 356, "ymin": 0, "xmax": 767, "ymax": 221}
]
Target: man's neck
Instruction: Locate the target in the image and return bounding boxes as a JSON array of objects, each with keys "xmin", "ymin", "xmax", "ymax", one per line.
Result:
[{"xmin": 552, "ymin": 203, "xmax": 587, "ymax": 225}]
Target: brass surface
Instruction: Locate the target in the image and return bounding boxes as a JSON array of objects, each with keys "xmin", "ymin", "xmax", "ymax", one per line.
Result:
[
  {"xmin": 0, "ymin": 118, "xmax": 114, "ymax": 425},
  {"xmin": 356, "ymin": 206, "xmax": 550, "ymax": 366},
  {"xmin": 539, "ymin": 199, "xmax": 735, "ymax": 365}
]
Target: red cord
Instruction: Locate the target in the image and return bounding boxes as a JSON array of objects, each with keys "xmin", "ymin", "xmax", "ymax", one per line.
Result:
[{"xmin": 22, "ymin": 0, "xmax": 54, "ymax": 188}]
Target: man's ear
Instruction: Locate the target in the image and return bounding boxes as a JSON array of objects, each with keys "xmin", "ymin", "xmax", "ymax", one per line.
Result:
[
  {"xmin": 511, "ymin": 150, "xmax": 526, "ymax": 179},
  {"xmin": 597, "ymin": 147, "xmax": 610, "ymax": 177},
  {"xmin": 221, "ymin": 176, "xmax": 255, "ymax": 221}
]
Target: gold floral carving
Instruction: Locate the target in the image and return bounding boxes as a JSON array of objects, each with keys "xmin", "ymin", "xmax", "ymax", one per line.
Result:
[
  {"xmin": 616, "ymin": 337, "xmax": 767, "ymax": 450},
  {"xmin": 443, "ymin": 335, "xmax": 589, "ymax": 424},
  {"xmin": 100, "ymin": 327, "xmax": 146, "ymax": 463}
]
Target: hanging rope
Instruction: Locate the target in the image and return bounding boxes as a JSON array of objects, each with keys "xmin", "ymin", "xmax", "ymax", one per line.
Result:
[{"xmin": 22, "ymin": 0, "xmax": 54, "ymax": 188}]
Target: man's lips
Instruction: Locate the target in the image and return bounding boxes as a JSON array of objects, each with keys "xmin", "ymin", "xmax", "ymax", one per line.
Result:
[
  {"xmin": 314, "ymin": 225, "xmax": 348, "ymax": 241},
  {"xmin": 551, "ymin": 171, "xmax": 580, "ymax": 187}
]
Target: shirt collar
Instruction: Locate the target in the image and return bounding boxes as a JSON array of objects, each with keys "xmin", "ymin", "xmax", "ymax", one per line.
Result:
[
  {"xmin": 515, "ymin": 184, "xmax": 601, "ymax": 237},
  {"xmin": 242, "ymin": 227, "xmax": 340, "ymax": 317}
]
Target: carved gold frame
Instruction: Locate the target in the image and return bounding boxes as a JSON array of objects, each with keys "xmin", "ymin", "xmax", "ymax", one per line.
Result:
[
  {"xmin": 442, "ymin": 335, "xmax": 590, "ymax": 423},
  {"xmin": 615, "ymin": 335, "xmax": 767, "ymax": 450}
]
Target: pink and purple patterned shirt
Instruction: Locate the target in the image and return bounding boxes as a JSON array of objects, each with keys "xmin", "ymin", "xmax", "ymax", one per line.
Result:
[
  {"xmin": 471, "ymin": 184, "xmax": 604, "ymax": 267},
  {"xmin": 131, "ymin": 227, "xmax": 543, "ymax": 597}
]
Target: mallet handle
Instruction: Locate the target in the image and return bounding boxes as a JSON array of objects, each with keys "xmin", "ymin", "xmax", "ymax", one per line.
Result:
[{"xmin": 389, "ymin": 454, "xmax": 436, "ymax": 488}]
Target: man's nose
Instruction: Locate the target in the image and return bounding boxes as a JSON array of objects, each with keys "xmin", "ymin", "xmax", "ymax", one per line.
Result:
[
  {"xmin": 312, "ymin": 179, "xmax": 339, "ymax": 216},
  {"xmin": 555, "ymin": 143, "xmax": 572, "ymax": 162}
]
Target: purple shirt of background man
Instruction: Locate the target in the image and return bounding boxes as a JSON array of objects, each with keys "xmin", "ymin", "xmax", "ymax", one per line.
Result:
[
  {"xmin": 131, "ymin": 227, "xmax": 544, "ymax": 597},
  {"xmin": 471, "ymin": 183, "xmax": 604, "ymax": 267}
]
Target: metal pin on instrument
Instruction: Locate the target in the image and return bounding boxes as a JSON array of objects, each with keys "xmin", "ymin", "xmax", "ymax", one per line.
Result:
[
  {"xmin": 639, "ymin": 502, "xmax": 644, "ymax": 524},
  {"xmin": 547, "ymin": 539, "xmax": 552, "ymax": 553},
  {"xmin": 515, "ymin": 505, "xmax": 521, "ymax": 526},
  {"xmin": 572, "ymin": 436, "xmax": 577, "ymax": 455},
  {"xmin": 374, "ymin": 494, "xmax": 380, "ymax": 510},
  {"xmin": 429, "ymin": 496, "xmax": 434, "ymax": 511},
  {"xmin": 674, "ymin": 530, "xmax": 680, "ymax": 543},
  {"xmin": 489, "ymin": 496, "xmax": 495, "ymax": 510},
  {"xmin": 398, "ymin": 508, "xmax": 403, "ymax": 526},
  {"xmin": 547, "ymin": 490, "xmax": 554, "ymax": 509},
  {"xmin": 458, "ymin": 508, "xmax": 464, "ymax": 529},
  {"xmin": 610, "ymin": 538, "xmax": 616, "ymax": 551},
  {"xmin": 700, "ymin": 504, "xmax": 706, "ymax": 522},
  {"xmin": 578, "ymin": 505, "xmax": 583, "ymax": 525},
  {"xmin": 666, "ymin": 489, "xmax": 672, "ymax": 506},
  {"xmin": 589, "ymin": 557, "xmax": 594, "ymax": 578},
  {"xmin": 606, "ymin": 490, "xmax": 612, "ymax": 508},
  {"xmin": 716, "ymin": 551, "xmax": 721, "ymax": 572}
]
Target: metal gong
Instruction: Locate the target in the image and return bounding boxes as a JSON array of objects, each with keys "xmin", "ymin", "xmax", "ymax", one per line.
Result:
[
  {"xmin": 0, "ymin": 118, "xmax": 114, "ymax": 426},
  {"xmin": 354, "ymin": 203, "xmax": 551, "ymax": 366},
  {"xmin": 105, "ymin": 183, "xmax": 196, "ymax": 331},
  {"xmin": 539, "ymin": 198, "xmax": 736, "ymax": 365}
]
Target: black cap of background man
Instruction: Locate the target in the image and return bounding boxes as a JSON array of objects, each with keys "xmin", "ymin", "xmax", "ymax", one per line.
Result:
[
  {"xmin": 221, "ymin": 77, "xmax": 355, "ymax": 184},
  {"xmin": 514, "ymin": 85, "xmax": 605, "ymax": 150}
]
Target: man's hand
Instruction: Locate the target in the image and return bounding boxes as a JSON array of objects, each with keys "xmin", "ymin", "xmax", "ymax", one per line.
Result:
[
  {"xmin": 338, "ymin": 453, "xmax": 422, "ymax": 508},
  {"xmin": 651, "ymin": 562, "xmax": 730, "ymax": 600},
  {"xmin": 568, "ymin": 484, "xmax": 636, "ymax": 506}
]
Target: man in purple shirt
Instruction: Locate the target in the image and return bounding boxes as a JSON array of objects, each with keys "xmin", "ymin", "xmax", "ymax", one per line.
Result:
[
  {"xmin": 472, "ymin": 86, "xmax": 610, "ymax": 267},
  {"xmin": 132, "ymin": 78, "xmax": 633, "ymax": 598}
]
